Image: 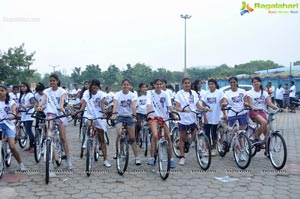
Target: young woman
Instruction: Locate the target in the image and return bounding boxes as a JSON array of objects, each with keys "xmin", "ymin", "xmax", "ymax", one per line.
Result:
[
  {"xmin": 192, "ymin": 80, "xmax": 206, "ymax": 102},
  {"xmin": 202, "ymin": 79, "xmax": 225, "ymax": 156},
  {"xmin": 175, "ymin": 78, "xmax": 208, "ymax": 166},
  {"xmin": 78, "ymin": 79, "xmax": 111, "ymax": 168},
  {"xmin": 34, "ymin": 82, "xmax": 46, "ymax": 131},
  {"xmin": 111, "ymin": 79, "xmax": 141, "ymax": 165},
  {"xmin": 19, "ymin": 82, "xmax": 35, "ymax": 153},
  {"xmin": 37, "ymin": 74, "xmax": 73, "ymax": 170},
  {"xmin": 222, "ymin": 77, "xmax": 248, "ymax": 129},
  {"xmin": 146, "ymin": 79, "xmax": 177, "ymax": 168},
  {"xmin": 0, "ymin": 84, "xmax": 26, "ymax": 171},
  {"xmin": 245, "ymin": 77, "xmax": 279, "ymax": 144},
  {"xmin": 135, "ymin": 83, "xmax": 148, "ymax": 144}
]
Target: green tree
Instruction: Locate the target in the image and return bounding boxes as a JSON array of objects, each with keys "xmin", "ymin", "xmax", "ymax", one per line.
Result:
[
  {"xmin": 81, "ymin": 64, "xmax": 103, "ymax": 84},
  {"xmin": 103, "ymin": 65, "xmax": 121, "ymax": 89},
  {"xmin": 293, "ymin": 61, "xmax": 300, "ymax": 66},
  {"xmin": 71, "ymin": 67, "xmax": 82, "ymax": 84}
]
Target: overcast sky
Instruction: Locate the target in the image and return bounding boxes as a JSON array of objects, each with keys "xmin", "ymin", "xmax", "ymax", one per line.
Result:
[{"xmin": 1, "ymin": 0, "xmax": 299, "ymax": 75}]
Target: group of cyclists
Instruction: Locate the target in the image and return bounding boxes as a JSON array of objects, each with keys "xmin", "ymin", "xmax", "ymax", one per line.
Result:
[{"xmin": 0, "ymin": 73, "xmax": 289, "ymax": 176}]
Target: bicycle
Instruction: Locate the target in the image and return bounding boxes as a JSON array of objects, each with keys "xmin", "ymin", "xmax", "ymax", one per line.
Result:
[
  {"xmin": 147, "ymin": 111, "xmax": 180, "ymax": 180},
  {"xmin": 171, "ymin": 106, "xmax": 211, "ymax": 170},
  {"xmin": 15, "ymin": 109, "xmax": 32, "ymax": 148},
  {"xmin": 216, "ymin": 107, "xmax": 252, "ymax": 169},
  {"xmin": 32, "ymin": 112, "xmax": 67, "ymax": 184},
  {"xmin": 33, "ymin": 112, "xmax": 46, "ymax": 163},
  {"xmin": 248, "ymin": 109, "xmax": 287, "ymax": 170}
]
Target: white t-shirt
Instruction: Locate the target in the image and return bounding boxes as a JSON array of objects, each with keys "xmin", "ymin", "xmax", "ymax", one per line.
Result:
[
  {"xmin": 147, "ymin": 90, "xmax": 172, "ymax": 120},
  {"xmin": 44, "ymin": 87, "xmax": 66, "ymax": 115},
  {"xmin": 137, "ymin": 94, "xmax": 147, "ymax": 115},
  {"xmin": 82, "ymin": 90, "xmax": 106, "ymax": 119},
  {"xmin": 114, "ymin": 91, "xmax": 137, "ymax": 116},
  {"xmin": 203, "ymin": 89, "xmax": 224, "ymax": 124},
  {"xmin": 0, "ymin": 100, "xmax": 16, "ymax": 132},
  {"xmin": 224, "ymin": 88, "xmax": 247, "ymax": 117},
  {"xmin": 289, "ymin": 85, "xmax": 296, "ymax": 98},
  {"xmin": 175, "ymin": 90, "xmax": 199, "ymax": 125},
  {"xmin": 35, "ymin": 93, "xmax": 46, "ymax": 113},
  {"xmin": 71, "ymin": 88, "xmax": 81, "ymax": 104},
  {"xmin": 246, "ymin": 89, "xmax": 269, "ymax": 110},
  {"xmin": 105, "ymin": 92, "xmax": 115, "ymax": 109},
  {"xmin": 20, "ymin": 93, "xmax": 35, "ymax": 121},
  {"xmin": 196, "ymin": 90, "xmax": 206, "ymax": 102},
  {"xmin": 9, "ymin": 92, "xmax": 20, "ymax": 108},
  {"xmin": 275, "ymin": 88, "xmax": 284, "ymax": 100}
]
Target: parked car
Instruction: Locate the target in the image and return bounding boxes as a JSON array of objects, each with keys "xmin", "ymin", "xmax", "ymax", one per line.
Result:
[{"xmin": 219, "ymin": 84, "xmax": 253, "ymax": 93}]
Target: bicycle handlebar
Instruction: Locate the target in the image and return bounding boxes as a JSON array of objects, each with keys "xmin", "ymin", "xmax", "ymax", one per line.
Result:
[
  {"xmin": 0, "ymin": 112, "xmax": 18, "ymax": 122},
  {"xmin": 221, "ymin": 106, "xmax": 251, "ymax": 116},
  {"xmin": 146, "ymin": 111, "xmax": 181, "ymax": 122}
]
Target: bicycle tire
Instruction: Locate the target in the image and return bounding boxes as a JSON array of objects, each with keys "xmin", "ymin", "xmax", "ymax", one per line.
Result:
[
  {"xmin": 195, "ymin": 132, "xmax": 211, "ymax": 170},
  {"xmin": 86, "ymin": 139, "xmax": 93, "ymax": 176},
  {"xmin": 143, "ymin": 127, "xmax": 148, "ymax": 156},
  {"xmin": 116, "ymin": 136, "xmax": 129, "ymax": 176},
  {"xmin": 34, "ymin": 129, "xmax": 43, "ymax": 163},
  {"xmin": 171, "ymin": 127, "xmax": 181, "ymax": 158},
  {"xmin": 246, "ymin": 127, "xmax": 257, "ymax": 157},
  {"xmin": 18, "ymin": 126, "xmax": 27, "ymax": 148},
  {"xmin": 0, "ymin": 159, "xmax": 3, "ymax": 179},
  {"xmin": 158, "ymin": 140, "xmax": 170, "ymax": 180},
  {"xmin": 268, "ymin": 131, "xmax": 287, "ymax": 170},
  {"xmin": 4, "ymin": 145, "xmax": 11, "ymax": 168},
  {"xmin": 94, "ymin": 140, "xmax": 100, "ymax": 161},
  {"xmin": 104, "ymin": 131, "xmax": 109, "ymax": 145},
  {"xmin": 80, "ymin": 125, "xmax": 87, "ymax": 159},
  {"xmin": 233, "ymin": 132, "xmax": 252, "ymax": 169},
  {"xmin": 216, "ymin": 125, "xmax": 227, "ymax": 157},
  {"xmin": 45, "ymin": 140, "xmax": 51, "ymax": 184}
]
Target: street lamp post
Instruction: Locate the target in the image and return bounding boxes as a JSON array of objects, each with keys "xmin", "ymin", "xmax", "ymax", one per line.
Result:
[
  {"xmin": 49, "ymin": 65, "xmax": 60, "ymax": 73},
  {"xmin": 180, "ymin": 14, "xmax": 192, "ymax": 77}
]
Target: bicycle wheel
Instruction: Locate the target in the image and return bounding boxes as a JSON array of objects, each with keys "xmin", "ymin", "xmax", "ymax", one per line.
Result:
[
  {"xmin": 4, "ymin": 144, "xmax": 11, "ymax": 167},
  {"xmin": 268, "ymin": 131, "xmax": 287, "ymax": 170},
  {"xmin": 94, "ymin": 139, "xmax": 100, "ymax": 161},
  {"xmin": 86, "ymin": 139, "xmax": 93, "ymax": 176},
  {"xmin": 135, "ymin": 126, "xmax": 141, "ymax": 147},
  {"xmin": 171, "ymin": 127, "xmax": 181, "ymax": 158},
  {"xmin": 143, "ymin": 127, "xmax": 149, "ymax": 156},
  {"xmin": 116, "ymin": 136, "xmax": 129, "ymax": 176},
  {"xmin": 0, "ymin": 157, "xmax": 3, "ymax": 178},
  {"xmin": 246, "ymin": 127, "xmax": 257, "ymax": 157},
  {"xmin": 18, "ymin": 126, "xmax": 27, "ymax": 148},
  {"xmin": 34, "ymin": 129, "xmax": 43, "ymax": 163},
  {"xmin": 216, "ymin": 125, "xmax": 227, "ymax": 157},
  {"xmin": 45, "ymin": 140, "xmax": 51, "ymax": 184},
  {"xmin": 158, "ymin": 140, "xmax": 170, "ymax": 180},
  {"xmin": 104, "ymin": 131, "xmax": 109, "ymax": 145},
  {"xmin": 233, "ymin": 132, "xmax": 252, "ymax": 169},
  {"xmin": 195, "ymin": 132, "xmax": 211, "ymax": 170},
  {"xmin": 80, "ymin": 125, "xmax": 87, "ymax": 159}
]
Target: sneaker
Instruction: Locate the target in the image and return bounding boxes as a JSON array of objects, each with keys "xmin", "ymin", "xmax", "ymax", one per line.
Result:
[
  {"xmin": 113, "ymin": 153, "xmax": 117, "ymax": 159},
  {"xmin": 148, "ymin": 157, "xmax": 155, "ymax": 166},
  {"xmin": 211, "ymin": 149, "xmax": 217, "ymax": 156},
  {"xmin": 19, "ymin": 163, "xmax": 26, "ymax": 171},
  {"xmin": 170, "ymin": 159, "xmax": 176, "ymax": 169},
  {"xmin": 135, "ymin": 157, "xmax": 141, "ymax": 166},
  {"xmin": 201, "ymin": 156, "xmax": 209, "ymax": 165},
  {"xmin": 239, "ymin": 152, "xmax": 246, "ymax": 161},
  {"xmin": 66, "ymin": 158, "xmax": 73, "ymax": 170},
  {"xmin": 103, "ymin": 160, "xmax": 111, "ymax": 168},
  {"xmin": 179, "ymin": 157, "xmax": 185, "ymax": 166}
]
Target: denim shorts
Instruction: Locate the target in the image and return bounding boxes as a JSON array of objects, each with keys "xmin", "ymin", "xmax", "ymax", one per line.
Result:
[
  {"xmin": 115, "ymin": 116, "xmax": 135, "ymax": 127},
  {"xmin": 228, "ymin": 113, "xmax": 248, "ymax": 127},
  {"xmin": 0, "ymin": 123, "xmax": 16, "ymax": 138}
]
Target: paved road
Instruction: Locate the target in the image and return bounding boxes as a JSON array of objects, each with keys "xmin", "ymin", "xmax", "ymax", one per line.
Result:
[{"xmin": 0, "ymin": 111, "xmax": 300, "ymax": 199}]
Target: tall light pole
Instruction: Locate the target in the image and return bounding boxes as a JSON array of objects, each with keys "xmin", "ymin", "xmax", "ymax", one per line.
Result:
[
  {"xmin": 49, "ymin": 65, "xmax": 60, "ymax": 73},
  {"xmin": 180, "ymin": 14, "xmax": 192, "ymax": 77}
]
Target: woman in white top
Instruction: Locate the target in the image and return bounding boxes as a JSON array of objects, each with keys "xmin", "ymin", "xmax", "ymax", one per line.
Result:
[
  {"xmin": 135, "ymin": 83, "xmax": 148, "ymax": 144},
  {"xmin": 222, "ymin": 77, "xmax": 248, "ymax": 129},
  {"xmin": 146, "ymin": 79, "xmax": 177, "ymax": 168},
  {"xmin": 246, "ymin": 77, "xmax": 278, "ymax": 143},
  {"xmin": 202, "ymin": 79, "xmax": 226, "ymax": 156},
  {"xmin": 19, "ymin": 82, "xmax": 35, "ymax": 153},
  {"xmin": 37, "ymin": 74, "xmax": 73, "ymax": 170},
  {"xmin": 289, "ymin": 81, "xmax": 297, "ymax": 113},
  {"xmin": 78, "ymin": 79, "xmax": 111, "ymax": 168},
  {"xmin": 175, "ymin": 78, "xmax": 208, "ymax": 166},
  {"xmin": 0, "ymin": 84, "xmax": 26, "ymax": 171},
  {"xmin": 111, "ymin": 79, "xmax": 141, "ymax": 165}
]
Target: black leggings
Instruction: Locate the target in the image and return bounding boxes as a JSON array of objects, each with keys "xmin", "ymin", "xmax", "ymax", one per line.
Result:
[{"xmin": 204, "ymin": 124, "xmax": 218, "ymax": 147}]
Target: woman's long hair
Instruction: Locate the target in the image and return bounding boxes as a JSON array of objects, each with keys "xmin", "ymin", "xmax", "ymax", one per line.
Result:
[{"xmin": 19, "ymin": 82, "xmax": 32, "ymax": 104}]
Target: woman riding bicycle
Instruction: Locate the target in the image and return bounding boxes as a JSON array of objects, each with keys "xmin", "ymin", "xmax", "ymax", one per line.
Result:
[
  {"xmin": 135, "ymin": 83, "xmax": 148, "ymax": 145},
  {"xmin": 146, "ymin": 78, "xmax": 177, "ymax": 168},
  {"xmin": 77, "ymin": 79, "xmax": 111, "ymax": 168},
  {"xmin": 37, "ymin": 73, "xmax": 73, "ymax": 170},
  {"xmin": 110, "ymin": 79, "xmax": 141, "ymax": 165},
  {"xmin": 0, "ymin": 84, "xmax": 26, "ymax": 171},
  {"xmin": 175, "ymin": 78, "xmax": 209, "ymax": 166}
]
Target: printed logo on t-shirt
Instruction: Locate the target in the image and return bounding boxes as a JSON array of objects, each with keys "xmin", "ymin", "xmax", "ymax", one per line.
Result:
[
  {"xmin": 231, "ymin": 93, "xmax": 244, "ymax": 103},
  {"xmin": 254, "ymin": 95, "xmax": 265, "ymax": 105},
  {"xmin": 120, "ymin": 99, "xmax": 132, "ymax": 108},
  {"xmin": 189, "ymin": 95, "xmax": 194, "ymax": 104},
  {"xmin": 94, "ymin": 98, "xmax": 101, "ymax": 108},
  {"xmin": 160, "ymin": 97, "xmax": 166, "ymax": 108},
  {"xmin": 139, "ymin": 99, "xmax": 146, "ymax": 106},
  {"xmin": 207, "ymin": 97, "xmax": 216, "ymax": 104}
]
